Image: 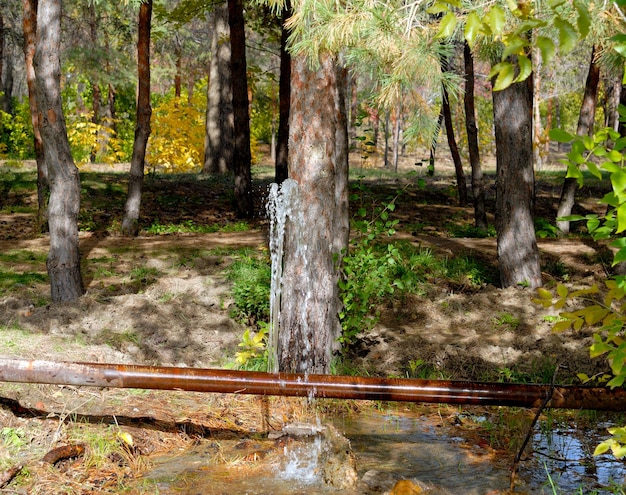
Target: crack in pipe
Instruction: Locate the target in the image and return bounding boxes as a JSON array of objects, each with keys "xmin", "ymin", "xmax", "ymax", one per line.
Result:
[{"xmin": 0, "ymin": 359, "xmax": 624, "ymax": 411}]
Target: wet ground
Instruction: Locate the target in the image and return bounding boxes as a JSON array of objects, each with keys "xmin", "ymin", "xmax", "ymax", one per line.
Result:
[{"xmin": 136, "ymin": 409, "xmax": 626, "ymax": 494}]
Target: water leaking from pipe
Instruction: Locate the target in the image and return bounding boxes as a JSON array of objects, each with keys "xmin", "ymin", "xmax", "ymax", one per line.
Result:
[{"xmin": 0, "ymin": 358, "xmax": 625, "ymax": 411}]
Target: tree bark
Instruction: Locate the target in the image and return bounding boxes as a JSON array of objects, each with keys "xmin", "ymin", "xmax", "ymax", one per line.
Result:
[
  {"xmin": 556, "ymin": 46, "xmax": 600, "ymax": 235},
  {"xmin": 278, "ymin": 52, "xmax": 349, "ymax": 374},
  {"xmin": 34, "ymin": 0, "xmax": 85, "ymax": 302},
  {"xmin": 228, "ymin": 0, "xmax": 252, "ymax": 218},
  {"xmin": 492, "ymin": 65, "xmax": 542, "ymax": 289},
  {"xmin": 0, "ymin": 13, "xmax": 4, "ymax": 98},
  {"xmin": 274, "ymin": 4, "xmax": 291, "ymax": 184},
  {"xmin": 122, "ymin": 0, "xmax": 152, "ymax": 236},
  {"xmin": 23, "ymin": 0, "xmax": 48, "ymax": 233},
  {"xmin": 442, "ymin": 85, "xmax": 467, "ymax": 206},
  {"xmin": 203, "ymin": 4, "xmax": 234, "ymax": 174},
  {"xmin": 463, "ymin": 42, "xmax": 487, "ymax": 229}
]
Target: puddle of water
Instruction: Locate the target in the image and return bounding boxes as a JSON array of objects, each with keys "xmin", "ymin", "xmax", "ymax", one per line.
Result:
[
  {"xmin": 522, "ymin": 421, "xmax": 626, "ymax": 494},
  {"xmin": 136, "ymin": 412, "xmax": 626, "ymax": 494}
]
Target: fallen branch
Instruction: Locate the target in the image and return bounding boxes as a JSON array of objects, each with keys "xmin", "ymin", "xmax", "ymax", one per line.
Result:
[
  {"xmin": 0, "ymin": 465, "xmax": 23, "ymax": 488},
  {"xmin": 42, "ymin": 444, "xmax": 85, "ymax": 465}
]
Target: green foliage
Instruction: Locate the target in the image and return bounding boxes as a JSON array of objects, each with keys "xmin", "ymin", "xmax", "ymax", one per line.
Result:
[
  {"xmin": 226, "ymin": 256, "xmax": 271, "ymax": 324},
  {"xmin": 432, "ymin": 0, "xmax": 590, "ymax": 90},
  {"xmin": 535, "ymin": 217, "xmax": 559, "ymax": 239},
  {"xmin": 145, "ymin": 220, "xmax": 250, "ymax": 235},
  {"xmin": 338, "ymin": 200, "xmax": 402, "ymax": 344},
  {"xmin": 537, "ymin": 120, "xmax": 626, "ymax": 460}
]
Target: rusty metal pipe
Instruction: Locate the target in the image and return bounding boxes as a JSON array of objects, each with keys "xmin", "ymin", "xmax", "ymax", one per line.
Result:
[{"xmin": 0, "ymin": 358, "xmax": 624, "ymax": 411}]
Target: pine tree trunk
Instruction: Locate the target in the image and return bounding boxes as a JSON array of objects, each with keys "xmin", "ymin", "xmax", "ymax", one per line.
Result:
[
  {"xmin": 203, "ymin": 4, "xmax": 234, "ymax": 174},
  {"xmin": 278, "ymin": 52, "xmax": 349, "ymax": 374},
  {"xmin": 228, "ymin": 0, "xmax": 253, "ymax": 218},
  {"xmin": 34, "ymin": 0, "xmax": 85, "ymax": 302},
  {"xmin": 122, "ymin": 0, "xmax": 152, "ymax": 236},
  {"xmin": 274, "ymin": 5, "xmax": 291, "ymax": 184},
  {"xmin": 463, "ymin": 42, "xmax": 487, "ymax": 229},
  {"xmin": 442, "ymin": 85, "xmax": 467, "ymax": 206},
  {"xmin": 556, "ymin": 46, "xmax": 600, "ymax": 235},
  {"xmin": 492, "ymin": 66, "xmax": 542, "ymax": 289},
  {"xmin": 23, "ymin": 0, "xmax": 48, "ymax": 233}
]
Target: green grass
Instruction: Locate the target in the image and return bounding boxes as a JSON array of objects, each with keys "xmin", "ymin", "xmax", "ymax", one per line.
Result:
[{"xmin": 145, "ymin": 219, "xmax": 251, "ymax": 235}]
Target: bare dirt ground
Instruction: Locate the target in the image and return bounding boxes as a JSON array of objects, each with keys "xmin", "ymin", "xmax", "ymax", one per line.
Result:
[{"xmin": 0, "ymin": 151, "xmax": 618, "ymax": 493}]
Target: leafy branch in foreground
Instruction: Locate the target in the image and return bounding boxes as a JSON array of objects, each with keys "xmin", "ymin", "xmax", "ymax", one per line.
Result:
[{"xmin": 536, "ymin": 119, "xmax": 626, "ymax": 459}]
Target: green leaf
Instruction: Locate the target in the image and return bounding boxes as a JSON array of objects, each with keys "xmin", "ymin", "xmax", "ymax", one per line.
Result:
[
  {"xmin": 575, "ymin": 1, "xmax": 591, "ymax": 38},
  {"xmin": 464, "ymin": 11, "xmax": 482, "ymax": 46},
  {"xmin": 548, "ymin": 0, "xmax": 566, "ymax": 7},
  {"xmin": 549, "ymin": 128, "xmax": 573, "ymax": 143},
  {"xmin": 436, "ymin": 12, "xmax": 457, "ymax": 39},
  {"xmin": 514, "ymin": 55, "xmax": 532, "ymax": 83},
  {"xmin": 492, "ymin": 62, "xmax": 515, "ymax": 91},
  {"xmin": 556, "ymin": 284, "xmax": 568, "ymax": 298},
  {"xmin": 586, "ymin": 161, "xmax": 602, "ymax": 180},
  {"xmin": 594, "ymin": 440, "xmax": 613, "ymax": 456},
  {"xmin": 617, "ymin": 204, "xmax": 626, "ymax": 234},
  {"xmin": 553, "ymin": 319, "xmax": 573, "ymax": 332},
  {"xmin": 485, "ymin": 5, "xmax": 505, "ymax": 35},
  {"xmin": 536, "ymin": 287, "xmax": 553, "ymax": 300},
  {"xmin": 426, "ymin": 3, "xmax": 449, "ymax": 14},
  {"xmin": 554, "ymin": 17, "xmax": 578, "ymax": 53},
  {"xmin": 536, "ymin": 36, "xmax": 556, "ymax": 64},
  {"xmin": 502, "ymin": 35, "xmax": 527, "ymax": 59}
]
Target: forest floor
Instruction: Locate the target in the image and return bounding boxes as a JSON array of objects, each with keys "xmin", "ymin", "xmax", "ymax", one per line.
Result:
[{"xmin": 0, "ymin": 149, "xmax": 621, "ymax": 494}]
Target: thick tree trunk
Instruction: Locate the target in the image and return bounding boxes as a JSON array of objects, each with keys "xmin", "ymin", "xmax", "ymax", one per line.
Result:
[
  {"xmin": 274, "ymin": 5, "xmax": 291, "ymax": 184},
  {"xmin": 23, "ymin": 0, "xmax": 48, "ymax": 233},
  {"xmin": 278, "ymin": 52, "xmax": 349, "ymax": 374},
  {"xmin": 122, "ymin": 0, "xmax": 152, "ymax": 236},
  {"xmin": 556, "ymin": 46, "xmax": 600, "ymax": 235},
  {"xmin": 442, "ymin": 85, "xmax": 467, "ymax": 206},
  {"xmin": 463, "ymin": 42, "xmax": 487, "ymax": 229},
  {"xmin": 228, "ymin": 0, "xmax": 252, "ymax": 218},
  {"xmin": 492, "ymin": 67, "xmax": 542, "ymax": 289},
  {"xmin": 34, "ymin": 0, "xmax": 85, "ymax": 302},
  {"xmin": 203, "ymin": 4, "xmax": 234, "ymax": 174}
]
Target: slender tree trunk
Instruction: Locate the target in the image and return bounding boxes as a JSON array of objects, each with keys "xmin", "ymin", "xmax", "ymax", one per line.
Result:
[
  {"xmin": 556, "ymin": 46, "xmax": 600, "ymax": 235},
  {"xmin": 392, "ymin": 105, "xmax": 401, "ymax": 172},
  {"xmin": 383, "ymin": 110, "xmax": 390, "ymax": 168},
  {"xmin": 492, "ymin": 63, "xmax": 542, "ymax": 289},
  {"xmin": 34, "ymin": 0, "xmax": 85, "ymax": 302},
  {"xmin": 203, "ymin": 4, "xmax": 234, "ymax": 174},
  {"xmin": 349, "ymin": 74, "xmax": 358, "ymax": 150},
  {"xmin": 428, "ymin": 108, "xmax": 443, "ymax": 176},
  {"xmin": 442, "ymin": 85, "xmax": 467, "ymax": 206},
  {"xmin": 604, "ymin": 75, "xmax": 621, "ymax": 133},
  {"xmin": 463, "ymin": 42, "xmax": 486, "ymax": 229},
  {"xmin": 23, "ymin": 0, "xmax": 48, "ymax": 233},
  {"xmin": 2, "ymin": 50, "xmax": 13, "ymax": 114},
  {"xmin": 274, "ymin": 4, "xmax": 291, "ymax": 184},
  {"xmin": 532, "ymin": 47, "xmax": 543, "ymax": 170},
  {"xmin": 90, "ymin": 82, "xmax": 101, "ymax": 162},
  {"xmin": 228, "ymin": 0, "xmax": 252, "ymax": 218},
  {"xmin": 122, "ymin": 0, "xmax": 152, "ymax": 236},
  {"xmin": 0, "ymin": 13, "xmax": 4, "ymax": 96},
  {"xmin": 278, "ymin": 52, "xmax": 349, "ymax": 374},
  {"xmin": 174, "ymin": 37, "xmax": 182, "ymax": 99}
]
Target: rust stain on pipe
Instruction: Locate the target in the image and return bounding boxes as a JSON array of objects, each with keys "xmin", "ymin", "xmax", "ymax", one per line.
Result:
[{"xmin": 0, "ymin": 359, "xmax": 624, "ymax": 411}]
